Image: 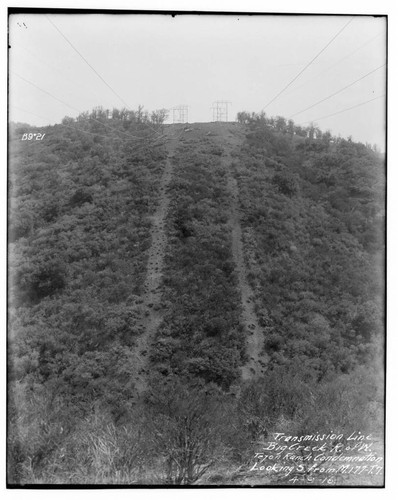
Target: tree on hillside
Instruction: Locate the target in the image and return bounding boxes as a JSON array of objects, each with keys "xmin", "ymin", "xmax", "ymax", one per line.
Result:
[
  {"xmin": 151, "ymin": 109, "xmax": 169, "ymax": 127},
  {"xmin": 145, "ymin": 378, "xmax": 230, "ymax": 484},
  {"xmin": 236, "ymin": 111, "xmax": 251, "ymax": 124},
  {"xmin": 275, "ymin": 116, "xmax": 287, "ymax": 133}
]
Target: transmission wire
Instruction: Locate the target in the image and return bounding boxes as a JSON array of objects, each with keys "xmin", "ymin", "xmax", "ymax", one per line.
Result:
[
  {"xmin": 262, "ymin": 16, "xmax": 355, "ymax": 111},
  {"xmin": 289, "ymin": 63, "xmax": 385, "ymax": 118}
]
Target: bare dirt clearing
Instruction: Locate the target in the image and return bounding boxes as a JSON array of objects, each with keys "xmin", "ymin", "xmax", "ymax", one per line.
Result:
[
  {"xmin": 214, "ymin": 124, "xmax": 268, "ymax": 379},
  {"xmin": 134, "ymin": 127, "xmax": 179, "ymax": 392}
]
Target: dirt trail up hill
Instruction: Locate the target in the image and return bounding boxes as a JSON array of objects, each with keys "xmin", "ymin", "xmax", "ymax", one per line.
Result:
[
  {"xmin": 134, "ymin": 123, "xmax": 267, "ymax": 392},
  {"xmin": 134, "ymin": 127, "xmax": 179, "ymax": 393},
  {"xmin": 213, "ymin": 123, "xmax": 268, "ymax": 380}
]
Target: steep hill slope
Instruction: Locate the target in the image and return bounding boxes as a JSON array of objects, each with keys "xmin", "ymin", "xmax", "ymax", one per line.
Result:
[{"xmin": 8, "ymin": 114, "xmax": 384, "ymax": 485}]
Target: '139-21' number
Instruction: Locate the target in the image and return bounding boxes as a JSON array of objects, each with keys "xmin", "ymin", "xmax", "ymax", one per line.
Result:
[{"xmin": 22, "ymin": 133, "xmax": 46, "ymax": 141}]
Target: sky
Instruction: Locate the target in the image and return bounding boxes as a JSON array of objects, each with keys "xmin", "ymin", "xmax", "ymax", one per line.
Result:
[{"xmin": 9, "ymin": 12, "xmax": 386, "ymax": 149}]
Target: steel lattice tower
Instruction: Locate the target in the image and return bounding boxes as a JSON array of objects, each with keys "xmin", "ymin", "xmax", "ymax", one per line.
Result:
[
  {"xmin": 211, "ymin": 101, "xmax": 231, "ymax": 122},
  {"xmin": 172, "ymin": 105, "xmax": 189, "ymax": 124}
]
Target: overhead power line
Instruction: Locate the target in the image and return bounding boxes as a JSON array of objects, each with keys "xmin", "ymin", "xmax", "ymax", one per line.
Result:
[
  {"xmin": 283, "ymin": 31, "xmax": 384, "ymax": 99},
  {"xmin": 12, "ymin": 72, "xmax": 153, "ymax": 141},
  {"xmin": 300, "ymin": 94, "xmax": 385, "ymax": 124},
  {"xmin": 13, "ymin": 72, "xmax": 80, "ymax": 113},
  {"xmin": 46, "ymin": 15, "xmax": 131, "ymax": 109},
  {"xmin": 45, "ymin": 15, "xmax": 163, "ymax": 140},
  {"xmin": 262, "ymin": 16, "xmax": 355, "ymax": 111},
  {"xmin": 289, "ymin": 63, "xmax": 386, "ymax": 118},
  {"xmin": 12, "ymin": 41, "xmax": 104, "ymax": 106}
]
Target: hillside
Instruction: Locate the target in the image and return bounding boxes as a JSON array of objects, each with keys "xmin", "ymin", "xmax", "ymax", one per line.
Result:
[{"xmin": 8, "ymin": 111, "xmax": 385, "ymax": 485}]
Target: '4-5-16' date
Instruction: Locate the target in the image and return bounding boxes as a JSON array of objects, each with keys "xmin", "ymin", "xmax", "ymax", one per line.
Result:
[{"xmin": 21, "ymin": 133, "xmax": 46, "ymax": 141}]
